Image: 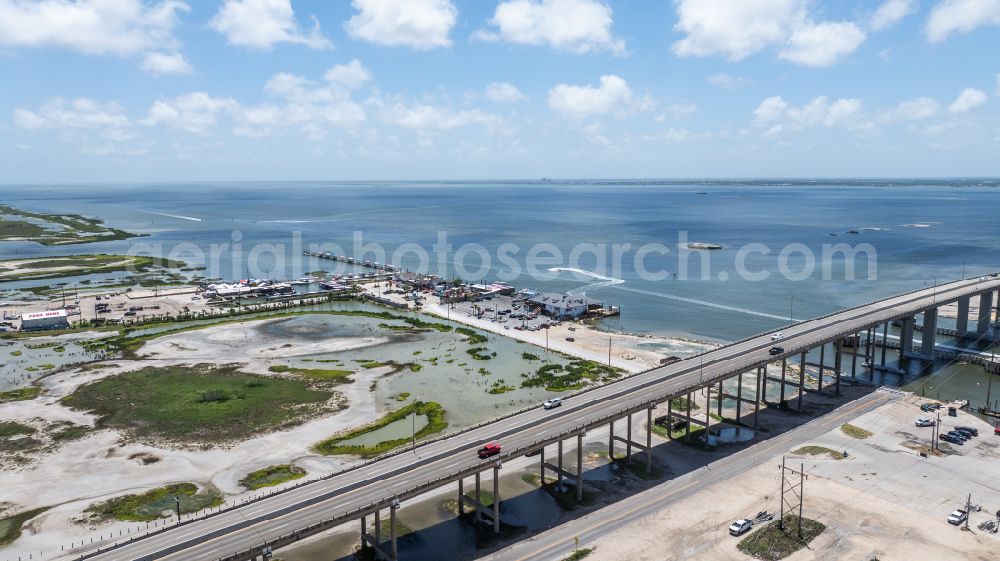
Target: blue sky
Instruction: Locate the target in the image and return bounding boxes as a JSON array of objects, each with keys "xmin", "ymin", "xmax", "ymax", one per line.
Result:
[{"xmin": 2, "ymin": 0, "xmax": 999, "ymax": 182}]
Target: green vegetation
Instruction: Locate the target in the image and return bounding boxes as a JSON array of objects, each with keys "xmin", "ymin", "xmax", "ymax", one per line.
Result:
[
  {"xmin": 0, "ymin": 254, "xmax": 185, "ymax": 282},
  {"xmin": 466, "ymin": 346, "xmax": 494, "ymax": 360},
  {"xmin": 409, "ymin": 363, "xmax": 423, "ymax": 372},
  {"xmin": 0, "ymin": 386, "xmax": 41, "ymax": 403},
  {"xmin": 669, "ymin": 396, "xmax": 699, "ymax": 411},
  {"xmin": 456, "ymin": 327, "xmax": 487, "ymax": 344},
  {"xmin": 0, "ymin": 421, "xmax": 36, "ymax": 438},
  {"xmin": 793, "ymin": 446, "xmax": 846, "ymax": 460},
  {"xmin": 314, "ymin": 401, "xmax": 447, "ymax": 457},
  {"xmin": 63, "ymin": 364, "xmax": 337, "ymax": 444},
  {"xmin": 840, "ymin": 423, "xmax": 873, "ymax": 439},
  {"xmin": 267, "ymin": 364, "xmax": 354, "ymax": 382},
  {"xmin": 9, "ymin": 350, "xmax": 21, "ymax": 356},
  {"xmin": 561, "ymin": 549, "xmax": 595, "ymax": 561},
  {"xmin": 487, "ymin": 380, "xmax": 516, "ymax": 394},
  {"xmin": 238, "ymin": 464, "xmax": 306, "ymax": 490},
  {"xmin": 0, "ymin": 507, "xmax": 51, "ymax": 547},
  {"xmin": 521, "ymin": 360, "xmax": 624, "ymax": 392},
  {"xmin": 394, "ymin": 392, "xmax": 411, "ymax": 401},
  {"xmin": 737, "ymin": 515, "xmax": 825, "ymax": 560},
  {"xmin": 0, "ymin": 204, "xmax": 140, "ymax": 246},
  {"xmin": 521, "ymin": 352, "xmax": 540, "ymax": 360},
  {"xmin": 84, "ymin": 483, "xmax": 222, "ymax": 522}
]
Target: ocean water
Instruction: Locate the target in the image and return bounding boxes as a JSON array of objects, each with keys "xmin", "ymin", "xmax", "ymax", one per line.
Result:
[{"xmin": 3, "ymin": 179, "xmax": 1000, "ymax": 342}]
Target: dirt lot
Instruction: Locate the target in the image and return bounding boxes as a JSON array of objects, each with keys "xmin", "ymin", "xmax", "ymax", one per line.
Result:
[{"xmin": 585, "ymin": 394, "xmax": 1000, "ymax": 561}]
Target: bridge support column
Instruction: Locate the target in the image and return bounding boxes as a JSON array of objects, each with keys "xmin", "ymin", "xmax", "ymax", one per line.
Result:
[
  {"xmin": 685, "ymin": 392, "xmax": 693, "ymax": 442},
  {"xmin": 978, "ymin": 292, "xmax": 994, "ymax": 334},
  {"xmin": 957, "ymin": 297, "xmax": 970, "ymax": 334},
  {"xmin": 754, "ymin": 367, "xmax": 762, "ymax": 428},
  {"xmin": 900, "ymin": 316, "xmax": 914, "ymax": 355},
  {"xmin": 735, "ymin": 372, "xmax": 743, "ymax": 421},
  {"xmin": 779, "ymin": 359, "xmax": 787, "ymax": 404},
  {"xmin": 576, "ymin": 433, "xmax": 584, "ymax": 502},
  {"xmin": 666, "ymin": 399, "xmax": 673, "ymax": 440},
  {"xmin": 626, "ymin": 413, "xmax": 633, "ymax": 464},
  {"xmin": 880, "ymin": 323, "xmax": 889, "ymax": 366},
  {"xmin": 646, "ymin": 407, "xmax": 653, "ymax": 473},
  {"xmin": 390, "ymin": 502, "xmax": 398, "ymax": 560},
  {"xmin": 834, "ymin": 340, "xmax": 842, "ymax": 396},
  {"xmin": 922, "ymin": 308, "xmax": 938, "ymax": 359},
  {"xmin": 492, "ymin": 465, "xmax": 500, "ymax": 534},
  {"xmin": 716, "ymin": 381, "xmax": 723, "ymax": 418},
  {"xmin": 608, "ymin": 418, "xmax": 615, "ymax": 459},
  {"xmin": 374, "ymin": 509, "xmax": 381, "ymax": 547},
  {"xmin": 557, "ymin": 439, "xmax": 564, "ymax": 490},
  {"xmin": 798, "ymin": 352, "xmax": 806, "ymax": 411},
  {"xmin": 475, "ymin": 473, "xmax": 481, "ymax": 522},
  {"xmin": 539, "ymin": 447, "xmax": 545, "ymax": 487},
  {"xmin": 850, "ymin": 333, "xmax": 858, "ymax": 379},
  {"xmin": 818, "ymin": 344, "xmax": 825, "ymax": 393},
  {"xmin": 360, "ymin": 515, "xmax": 367, "ymax": 552},
  {"xmin": 458, "ymin": 478, "xmax": 464, "ymax": 515}
]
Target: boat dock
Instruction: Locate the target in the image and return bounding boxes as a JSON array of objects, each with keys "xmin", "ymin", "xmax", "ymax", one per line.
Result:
[{"xmin": 303, "ymin": 251, "xmax": 400, "ymax": 273}]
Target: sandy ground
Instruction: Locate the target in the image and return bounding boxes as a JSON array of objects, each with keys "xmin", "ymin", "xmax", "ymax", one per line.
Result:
[
  {"xmin": 0, "ymin": 317, "xmax": 404, "ymax": 558},
  {"xmin": 413, "ymin": 299, "xmax": 712, "ymax": 374},
  {"xmin": 583, "ymin": 395, "xmax": 1000, "ymax": 561}
]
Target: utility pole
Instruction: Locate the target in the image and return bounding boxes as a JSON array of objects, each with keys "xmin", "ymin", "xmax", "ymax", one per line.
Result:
[
  {"xmin": 608, "ymin": 336, "xmax": 612, "ymax": 367},
  {"xmin": 778, "ymin": 457, "xmax": 808, "ymax": 538},
  {"xmin": 965, "ymin": 493, "xmax": 972, "ymax": 530}
]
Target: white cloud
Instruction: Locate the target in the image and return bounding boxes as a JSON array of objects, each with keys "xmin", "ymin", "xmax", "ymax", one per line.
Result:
[
  {"xmin": 379, "ymin": 103, "xmax": 502, "ymax": 131},
  {"xmin": 345, "ymin": 0, "xmax": 456, "ymax": 50},
  {"xmin": 871, "ymin": 0, "xmax": 916, "ymax": 30},
  {"xmin": 142, "ymin": 92, "xmax": 239, "ymax": 134},
  {"xmin": 707, "ymin": 73, "xmax": 750, "ymax": 89},
  {"xmin": 475, "ymin": 0, "xmax": 625, "ymax": 55},
  {"xmin": 485, "ymin": 82, "xmax": 526, "ymax": 103},
  {"xmin": 947, "ymin": 87, "xmax": 988, "ymax": 113},
  {"xmin": 887, "ymin": 96, "xmax": 941, "ymax": 121},
  {"xmin": 323, "ymin": 59, "xmax": 372, "ymax": 89},
  {"xmin": 753, "ymin": 95, "xmax": 864, "ymax": 131},
  {"xmin": 779, "ymin": 21, "xmax": 866, "ymax": 67},
  {"xmin": 11, "ymin": 97, "xmax": 143, "ymax": 154},
  {"xmin": 548, "ymin": 74, "xmax": 638, "ymax": 118},
  {"xmin": 0, "ymin": 0, "xmax": 187, "ymax": 56},
  {"xmin": 209, "ymin": 0, "xmax": 331, "ymax": 50},
  {"xmin": 926, "ymin": 0, "xmax": 1000, "ymax": 42},
  {"xmin": 141, "ymin": 51, "xmax": 192, "ymax": 75},
  {"xmin": 672, "ymin": 0, "xmax": 865, "ymax": 67},
  {"xmin": 12, "ymin": 97, "xmax": 130, "ymax": 130}
]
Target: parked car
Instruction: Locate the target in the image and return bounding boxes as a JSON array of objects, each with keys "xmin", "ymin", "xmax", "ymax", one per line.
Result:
[
  {"xmin": 939, "ymin": 433, "xmax": 963, "ymax": 445},
  {"xmin": 914, "ymin": 418, "xmax": 935, "ymax": 427},
  {"xmin": 945, "ymin": 432, "xmax": 967, "ymax": 443},
  {"xmin": 477, "ymin": 442, "xmax": 501, "ymax": 459},
  {"xmin": 955, "ymin": 426, "xmax": 979, "ymax": 437},
  {"xmin": 947, "ymin": 509, "xmax": 968, "ymax": 525},
  {"xmin": 769, "ymin": 346, "xmax": 784, "ymax": 356},
  {"xmin": 953, "ymin": 428, "xmax": 975, "ymax": 439},
  {"xmin": 729, "ymin": 519, "xmax": 754, "ymax": 536},
  {"xmin": 770, "ymin": 332, "xmax": 784, "ymax": 341},
  {"xmin": 543, "ymin": 398, "xmax": 563, "ymax": 410},
  {"xmin": 565, "ymin": 337, "xmax": 575, "ymax": 342}
]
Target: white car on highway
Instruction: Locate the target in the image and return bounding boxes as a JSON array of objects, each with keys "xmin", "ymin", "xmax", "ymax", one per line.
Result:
[
  {"xmin": 543, "ymin": 398, "xmax": 563, "ymax": 410},
  {"xmin": 770, "ymin": 332, "xmax": 784, "ymax": 340}
]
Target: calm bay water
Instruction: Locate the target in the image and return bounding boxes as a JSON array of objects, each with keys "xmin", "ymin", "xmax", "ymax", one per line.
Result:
[{"xmin": 3, "ymin": 180, "xmax": 1000, "ymax": 342}]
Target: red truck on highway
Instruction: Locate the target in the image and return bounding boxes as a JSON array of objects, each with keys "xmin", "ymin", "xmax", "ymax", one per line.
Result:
[{"xmin": 478, "ymin": 442, "xmax": 501, "ymax": 458}]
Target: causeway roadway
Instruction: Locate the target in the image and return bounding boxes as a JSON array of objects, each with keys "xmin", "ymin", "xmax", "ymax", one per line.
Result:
[{"xmin": 80, "ymin": 276, "xmax": 1000, "ymax": 561}]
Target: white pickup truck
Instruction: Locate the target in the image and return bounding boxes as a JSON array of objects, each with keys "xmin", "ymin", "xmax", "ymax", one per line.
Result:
[{"xmin": 947, "ymin": 509, "xmax": 968, "ymax": 525}]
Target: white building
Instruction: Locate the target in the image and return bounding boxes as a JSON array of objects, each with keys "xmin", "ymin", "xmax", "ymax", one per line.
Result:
[
  {"xmin": 527, "ymin": 293, "xmax": 598, "ymax": 319},
  {"xmin": 21, "ymin": 309, "xmax": 70, "ymax": 331}
]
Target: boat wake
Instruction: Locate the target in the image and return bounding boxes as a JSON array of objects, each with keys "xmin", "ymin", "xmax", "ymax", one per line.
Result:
[
  {"xmin": 132, "ymin": 209, "xmax": 202, "ymax": 222},
  {"xmin": 548, "ymin": 267, "xmax": 625, "ymax": 295},
  {"xmin": 617, "ymin": 285, "xmax": 791, "ymax": 321}
]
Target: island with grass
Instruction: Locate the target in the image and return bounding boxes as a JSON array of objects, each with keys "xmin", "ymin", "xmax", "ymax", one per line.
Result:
[{"xmin": 0, "ymin": 204, "xmax": 140, "ymax": 245}]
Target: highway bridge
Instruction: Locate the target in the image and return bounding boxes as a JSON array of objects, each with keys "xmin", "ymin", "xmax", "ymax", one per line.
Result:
[{"xmin": 74, "ymin": 275, "xmax": 1000, "ymax": 561}]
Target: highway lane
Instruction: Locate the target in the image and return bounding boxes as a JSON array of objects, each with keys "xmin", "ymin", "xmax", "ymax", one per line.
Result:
[{"xmin": 80, "ymin": 276, "xmax": 1000, "ymax": 561}]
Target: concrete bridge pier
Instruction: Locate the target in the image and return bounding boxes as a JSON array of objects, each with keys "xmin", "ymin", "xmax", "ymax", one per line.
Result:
[
  {"xmin": 899, "ymin": 316, "xmax": 915, "ymax": 356},
  {"xmin": 608, "ymin": 418, "xmax": 615, "ymax": 459},
  {"xmin": 492, "ymin": 464, "xmax": 500, "ymax": 534},
  {"xmin": 558, "ymin": 439, "xmax": 564, "ymax": 490},
  {"xmin": 475, "ymin": 472, "xmax": 482, "ymax": 522},
  {"xmin": 921, "ymin": 308, "xmax": 938, "ymax": 360},
  {"xmin": 956, "ymin": 297, "xmax": 970, "ymax": 334},
  {"xmin": 978, "ymin": 292, "xmax": 994, "ymax": 334},
  {"xmin": 880, "ymin": 323, "xmax": 889, "ymax": 366},
  {"xmin": 577, "ymin": 433, "xmax": 584, "ymax": 501},
  {"xmin": 833, "ymin": 339, "xmax": 842, "ymax": 395}
]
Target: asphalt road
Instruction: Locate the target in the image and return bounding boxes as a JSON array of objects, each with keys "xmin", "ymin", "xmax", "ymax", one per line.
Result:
[
  {"xmin": 79, "ymin": 276, "xmax": 1000, "ymax": 561},
  {"xmin": 484, "ymin": 391, "xmax": 896, "ymax": 561}
]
